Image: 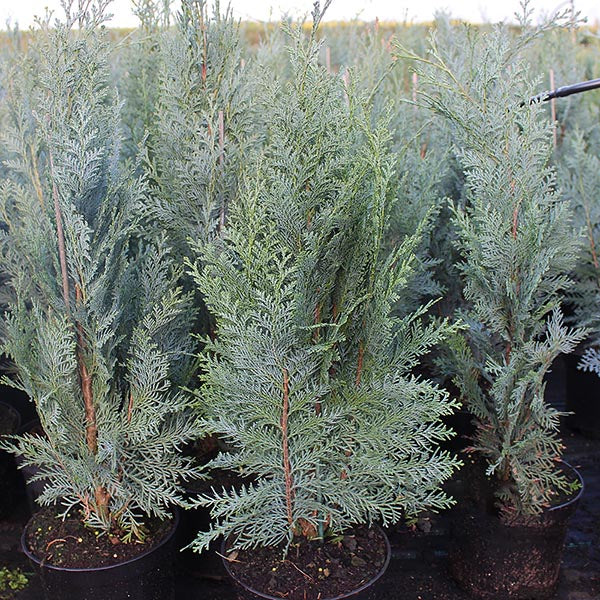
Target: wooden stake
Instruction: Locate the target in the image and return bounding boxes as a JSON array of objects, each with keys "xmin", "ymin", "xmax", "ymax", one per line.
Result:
[
  {"xmin": 49, "ymin": 153, "xmax": 70, "ymax": 313},
  {"xmin": 218, "ymin": 110, "xmax": 226, "ymax": 231},
  {"xmin": 325, "ymin": 46, "xmax": 331, "ymax": 74},
  {"xmin": 412, "ymin": 72, "xmax": 418, "ymax": 106},
  {"xmin": 549, "ymin": 69, "xmax": 558, "ymax": 150},
  {"xmin": 281, "ymin": 369, "xmax": 294, "ymax": 527}
]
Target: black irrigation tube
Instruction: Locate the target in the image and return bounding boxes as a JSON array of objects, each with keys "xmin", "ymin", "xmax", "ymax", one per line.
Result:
[{"xmin": 529, "ymin": 77, "xmax": 600, "ymax": 104}]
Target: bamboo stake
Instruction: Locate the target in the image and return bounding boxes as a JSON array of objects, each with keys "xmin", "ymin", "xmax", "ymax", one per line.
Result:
[
  {"xmin": 549, "ymin": 69, "xmax": 557, "ymax": 150},
  {"xmin": 281, "ymin": 369, "xmax": 294, "ymax": 527},
  {"xmin": 218, "ymin": 110, "xmax": 226, "ymax": 231}
]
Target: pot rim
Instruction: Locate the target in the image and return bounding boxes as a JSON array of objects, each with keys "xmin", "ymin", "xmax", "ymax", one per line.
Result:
[
  {"xmin": 220, "ymin": 524, "xmax": 391, "ymax": 600},
  {"xmin": 21, "ymin": 506, "xmax": 179, "ymax": 573},
  {"xmin": 547, "ymin": 460, "xmax": 584, "ymax": 512}
]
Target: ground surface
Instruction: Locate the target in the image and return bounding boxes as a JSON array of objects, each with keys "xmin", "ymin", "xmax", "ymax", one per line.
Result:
[{"xmin": 1, "ymin": 357, "xmax": 599, "ymax": 600}]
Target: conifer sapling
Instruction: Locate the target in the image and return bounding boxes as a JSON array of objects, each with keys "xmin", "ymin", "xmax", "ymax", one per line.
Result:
[
  {"xmin": 0, "ymin": 0, "xmax": 198, "ymax": 540},
  {"xmin": 397, "ymin": 8, "xmax": 586, "ymax": 517},
  {"xmin": 187, "ymin": 5, "xmax": 461, "ymax": 553}
]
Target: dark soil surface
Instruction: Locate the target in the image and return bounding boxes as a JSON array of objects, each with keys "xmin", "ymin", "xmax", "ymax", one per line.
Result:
[
  {"xmin": 455, "ymin": 454, "xmax": 582, "ymax": 522},
  {"xmin": 2, "ymin": 356, "xmax": 599, "ymax": 599},
  {"xmin": 24, "ymin": 506, "xmax": 172, "ymax": 569},
  {"xmin": 225, "ymin": 526, "xmax": 387, "ymax": 600}
]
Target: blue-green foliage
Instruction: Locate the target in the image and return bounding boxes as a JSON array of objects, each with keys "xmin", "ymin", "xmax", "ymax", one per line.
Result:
[
  {"xmin": 186, "ymin": 13, "xmax": 460, "ymax": 553},
  {"xmin": 147, "ymin": 0, "xmax": 258, "ymax": 258},
  {"xmin": 560, "ymin": 128, "xmax": 600, "ymax": 375},
  {"xmin": 399, "ymin": 11, "xmax": 586, "ymax": 516},
  {"xmin": 0, "ymin": 1, "xmax": 198, "ymax": 539}
]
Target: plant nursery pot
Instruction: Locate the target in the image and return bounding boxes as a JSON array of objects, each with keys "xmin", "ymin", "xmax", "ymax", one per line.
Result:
[
  {"xmin": 21, "ymin": 507, "xmax": 179, "ymax": 600},
  {"xmin": 177, "ymin": 468, "xmax": 252, "ymax": 566},
  {"xmin": 221, "ymin": 525, "xmax": 391, "ymax": 600},
  {"xmin": 564, "ymin": 354, "xmax": 600, "ymax": 438},
  {"xmin": 448, "ymin": 461, "xmax": 584, "ymax": 599},
  {"xmin": 0, "ymin": 400, "xmax": 22, "ymax": 518}
]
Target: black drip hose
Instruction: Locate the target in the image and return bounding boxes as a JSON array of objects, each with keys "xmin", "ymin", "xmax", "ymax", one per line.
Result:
[{"xmin": 529, "ymin": 77, "xmax": 600, "ymax": 104}]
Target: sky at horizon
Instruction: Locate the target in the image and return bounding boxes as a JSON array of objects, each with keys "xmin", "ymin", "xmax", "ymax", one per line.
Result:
[{"xmin": 0, "ymin": 0, "xmax": 598, "ymax": 29}]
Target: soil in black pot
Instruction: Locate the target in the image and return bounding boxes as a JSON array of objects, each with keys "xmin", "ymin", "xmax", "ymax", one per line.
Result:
[
  {"xmin": 225, "ymin": 526, "xmax": 388, "ymax": 600},
  {"xmin": 449, "ymin": 458, "xmax": 583, "ymax": 600},
  {"xmin": 25, "ymin": 506, "xmax": 172, "ymax": 569},
  {"xmin": 23, "ymin": 506, "xmax": 178, "ymax": 600}
]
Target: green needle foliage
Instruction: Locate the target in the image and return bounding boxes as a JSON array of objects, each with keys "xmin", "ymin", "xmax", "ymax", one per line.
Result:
[
  {"xmin": 186, "ymin": 5, "xmax": 461, "ymax": 554},
  {"xmin": 561, "ymin": 128, "xmax": 600, "ymax": 372},
  {"xmin": 119, "ymin": 0, "xmax": 172, "ymax": 161},
  {"xmin": 398, "ymin": 8, "xmax": 586, "ymax": 517},
  {"xmin": 0, "ymin": 0, "xmax": 198, "ymax": 539},
  {"xmin": 147, "ymin": 0, "xmax": 257, "ymax": 259}
]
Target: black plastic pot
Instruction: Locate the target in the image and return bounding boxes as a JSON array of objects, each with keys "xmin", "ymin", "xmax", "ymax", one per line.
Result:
[
  {"xmin": 564, "ymin": 354, "xmax": 600, "ymax": 438},
  {"xmin": 448, "ymin": 462, "xmax": 584, "ymax": 599},
  {"xmin": 0, "ymin": 401, "xmax": 22, "ymax": 518},
  {"xmin": 177, "ymin": 470, "xmax": 250, "ymax": 568},
  {"xmin": 221, "ymin": 526, "xmax": 391, "ymax": 600},
  {"xmin": 22, "ymin": 509, "xmax": 179, "ymax": 600}
]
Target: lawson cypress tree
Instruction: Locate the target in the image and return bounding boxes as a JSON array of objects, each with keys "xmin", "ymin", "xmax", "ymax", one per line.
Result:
[
  {"xmin": 561, "ymin": 129, "xmax": 600, "ymax": 371},
  {"xmin": 147, "ymin": 0, "xmax": 257, "ymax": 259},
  {"xmin": 186, "ymin": 7, "xmax": 461, "ymax": 554},
  {"xmin": 0, "ymin": 0, "xmax": 198, "ymax": 539},
  {"xmin": 119, "ymin": 0, "xmax": 172, "ymax": 161},
  {"xmin": 397, "ymin": 10, "xmax": 586, "ymax": 517}
]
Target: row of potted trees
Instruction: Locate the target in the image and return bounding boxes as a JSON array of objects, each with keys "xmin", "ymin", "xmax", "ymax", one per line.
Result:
[{"xmin": 0, "ymin": 1, "xmax": 593, "ymax": 599}]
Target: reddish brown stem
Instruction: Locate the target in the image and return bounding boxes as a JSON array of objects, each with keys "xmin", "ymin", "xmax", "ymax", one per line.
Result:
[
  {"xmin": 127, "ymin": 392, "xmax": 134, "ymax": 425},
  {"xmin": 75, "ymin": 285, "xmax": 98, "ymax": 456},
  {"xmin": 281, "ymin": 369, "xmax": 294, "ymax": 527},
  {"xmin": 50, "ymin": 154, "xmax": 108, "ymax": 519}
]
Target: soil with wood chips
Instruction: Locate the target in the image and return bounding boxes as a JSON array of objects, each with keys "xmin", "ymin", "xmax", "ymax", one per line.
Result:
[
  {"xmin": 25, "ymin": 506, "xmax": 172, "ymax": 569},
  {"xmin": 225, "ymin": 526, "xmax": 387, "ymax": 600}
]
